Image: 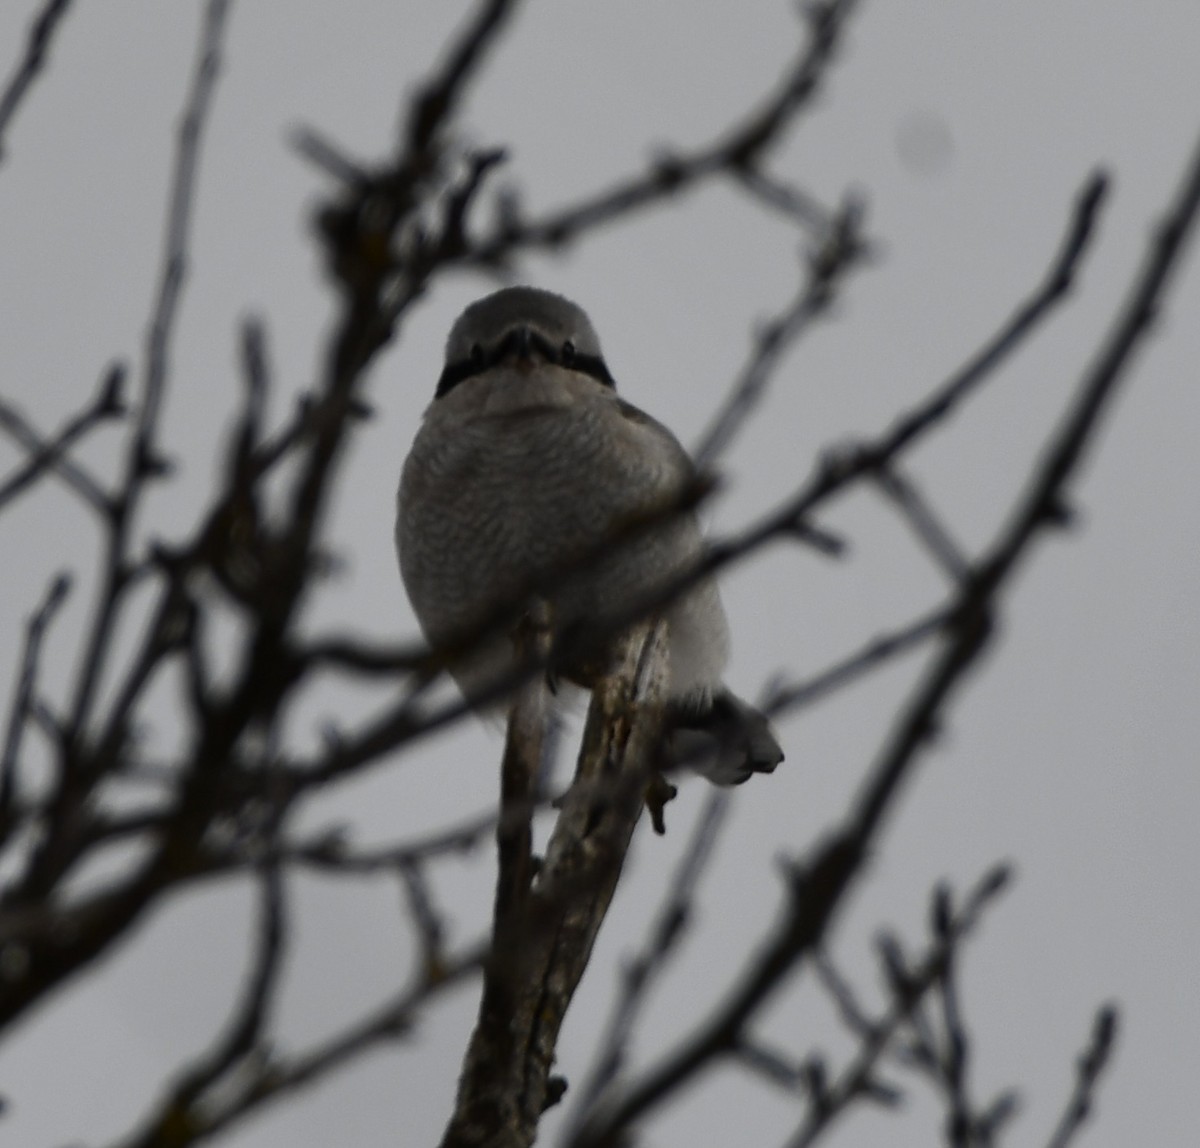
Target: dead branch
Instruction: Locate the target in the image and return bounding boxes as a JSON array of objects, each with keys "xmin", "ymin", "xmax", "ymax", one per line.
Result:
[{"xmin": 441, "ymin": 622, "xmax": 668, "ymax": 1148}]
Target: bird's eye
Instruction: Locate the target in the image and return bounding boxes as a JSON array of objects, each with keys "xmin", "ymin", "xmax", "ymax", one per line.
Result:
[
  {"xmin": 560, "ymin": 340, "xmax": 576, "ymax": 366},
  {"xmin": 469, "ymin": 343, "xmax": 485, "ymax": 366}
]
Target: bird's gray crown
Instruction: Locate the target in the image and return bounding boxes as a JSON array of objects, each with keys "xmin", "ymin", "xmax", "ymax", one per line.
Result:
[{"xmin": 436, "ymin": 286, "xmax": 614, "ymax": 398}]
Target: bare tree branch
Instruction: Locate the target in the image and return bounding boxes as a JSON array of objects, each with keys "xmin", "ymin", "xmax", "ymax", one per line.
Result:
[
  {"xmin": 0, "ymin": 0, "xmax": 236, "ymax": 1029},
  {"xmin": 566, "ymin": 131, "xmax": 1200, "ymax": 1148},
  {"xmin": 68, "ymin": 0, "xmax": 232, "ymax": 737},
  {"xmin": 467, "ymin": 0, "xmax": 862, "ymax": 266},
  {"xmin": 442, "ymin": 623, "xmax": 669, "ymax": 1148},
  {"xmin": 1, "ymin": 2, "xmax": 1180, "ymax": 1141},
  {"xmin": 566, "ymin": 789, "xmax": 732, "ymax": 1135},
  {"xmin": 403, "ymin": 0, "xmax": 521, "ymax": 155},
  {"xmin": 784, "ymin": 867, "xmax": 1013, "ymax": 1148}
]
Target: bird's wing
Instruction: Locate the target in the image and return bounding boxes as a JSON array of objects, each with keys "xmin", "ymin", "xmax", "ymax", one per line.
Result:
[{"xmin": 611, "ymin": 396, "xmax": 697, "ymax": 485}]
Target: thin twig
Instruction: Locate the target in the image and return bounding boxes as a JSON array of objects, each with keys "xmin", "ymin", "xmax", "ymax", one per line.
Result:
[
  {"xmin": 278, "ymin": 806, "xmax": 515, "ymax": 873},
  {"xmin": 403, "ymin": 0, "xmax": 521, "ymax": 155},
  {"xmin": 766, "ymin": 603, "xmax": 953, "ymax": 719},
  {"xmin": 399, "ymin": 859, "xmax": 448, "ymax": 979},
  {"xmin": 1043, "ymin": 1006, "xmax": 1119, "ymax": 1148},
  {"xmin": 875, "ymin": 465, "xmax": 970, "ymax": 584},
  {"xmin": 858, "ymin": 878, "xmax": 1025, "ymax": 1148},
  {"xmin": 468, "ymin": 0, "xmax": 861, "ymax": 266},
  {"xmin": 0, "ymin": 0, "xmax": 72, "ymax": 163},
  {"xmin": 0, "ymin": 365, "xmax": 121, "ymax": 513},
  {"xmin": 734, "ymin": 164, "xmax": 833, "ymax": 232},
  {"xmin": 812, "ymin": 949, "xmax": 875, "ymax": 1039},
  {"xmin": 104, "ymin": 943, "xmax": 485, "ymax": 1148},
  {"xmin": 783, "ymin": 867, "xmax": 1012, "ymax": 1148},
  {"xmin": 693, "ymin": 193, "xmax": 870, "ymax": 469},
  {"xmin": 301, "ymin": 634, "xmax": 429, "ymax": 677},
  {"xmin": 68, "ymin": 0, "xmax": 232, "ymax": 735},
  {"xmin": 291, "ymin": 124, "xmax": 370, "ymax": 186},
  {"xmin": 176, "ymin": 853, "xmax": 287, "ymax": 1107},
  {"xmin": 0, "ymin": 572, "xmax": 71, "ymax": 819},
  {"xmin": 233, "ymin": 316, "xmax": 270, "ymax": 473},
  {"xmin": 734, "ymin": 1037, "xmax": 810, "ymax": 1093}
]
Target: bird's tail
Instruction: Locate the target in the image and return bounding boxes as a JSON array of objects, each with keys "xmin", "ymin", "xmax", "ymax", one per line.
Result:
[{"xmin": 664, "ymin": 689, "xmax": 784, "ymax": 786}]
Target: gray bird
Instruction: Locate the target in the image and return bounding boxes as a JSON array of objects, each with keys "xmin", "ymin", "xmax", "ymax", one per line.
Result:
[{"xmin": 395, "ymin": 286, "xmax": 783, "ymax": 785}]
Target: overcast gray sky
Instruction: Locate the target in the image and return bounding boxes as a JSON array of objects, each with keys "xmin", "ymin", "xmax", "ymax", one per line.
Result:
[{"xmin": 1, "ymin": 3, "xmax": 1198, "ymax": 1146}]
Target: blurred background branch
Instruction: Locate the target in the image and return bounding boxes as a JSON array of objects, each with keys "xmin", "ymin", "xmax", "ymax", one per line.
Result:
[{"xmin": 0, "ymin": 0, "xmax": 72, "ymax": 164}]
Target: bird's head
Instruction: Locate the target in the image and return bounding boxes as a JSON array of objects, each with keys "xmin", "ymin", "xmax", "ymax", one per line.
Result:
[{"xmin": 436, "ymin": 286, "xmax": 615, "ymax": 398}]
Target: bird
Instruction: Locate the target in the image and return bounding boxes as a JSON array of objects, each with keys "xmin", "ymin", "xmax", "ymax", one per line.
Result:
[{"xmin": 395, "ymin": 285, "xmax": 783, "ymax": 785}]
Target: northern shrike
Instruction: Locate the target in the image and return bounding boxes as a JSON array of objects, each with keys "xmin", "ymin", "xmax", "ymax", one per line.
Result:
[{"xmin": 396, "ymin": 286, "xmax": 783, "ymax": 785}]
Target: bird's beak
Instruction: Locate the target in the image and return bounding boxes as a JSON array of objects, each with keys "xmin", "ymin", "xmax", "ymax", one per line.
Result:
[
  {"xmin": 511, "ymin": 324, "xmax": 534, "ymax": 362},
  {"xmin": 494, "ymin": 324, "xmax": 540, "ymax": 372}
]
